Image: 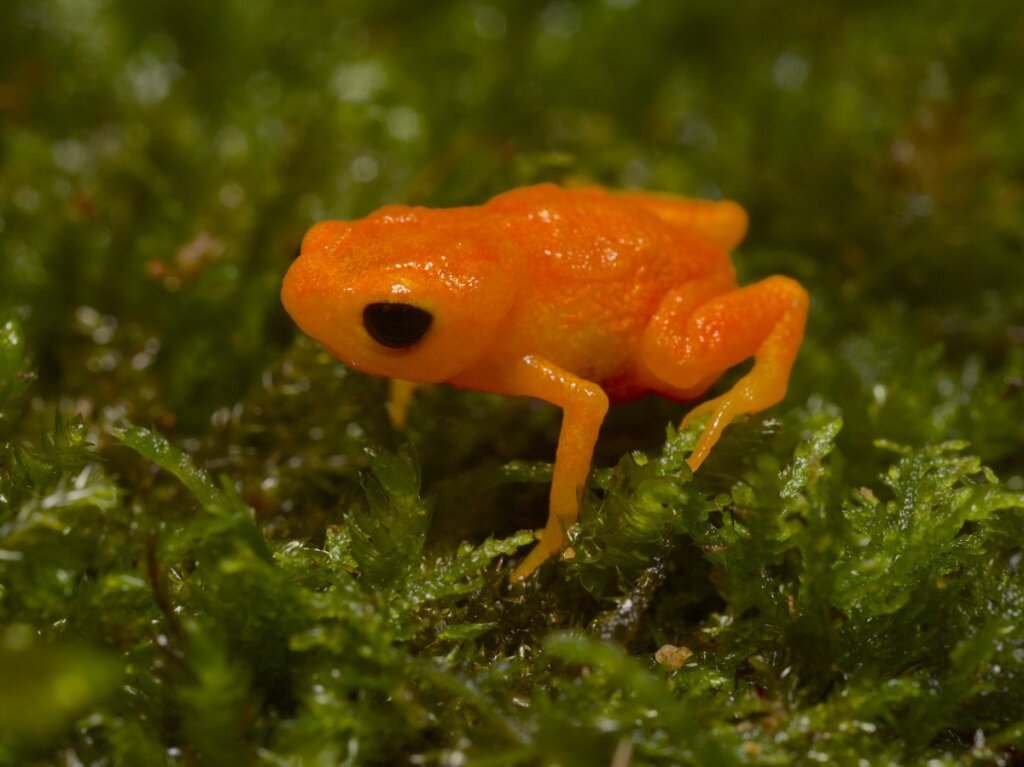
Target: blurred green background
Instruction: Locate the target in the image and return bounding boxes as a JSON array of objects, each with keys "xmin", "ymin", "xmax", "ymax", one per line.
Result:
[{"xmin": 2, "ymin": 1, "xmax": 1024, "ymax": 765}]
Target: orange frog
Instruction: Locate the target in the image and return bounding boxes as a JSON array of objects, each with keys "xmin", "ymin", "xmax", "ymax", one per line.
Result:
[{"xmin": 281, "ymin": 184, "xmax": 808, "ymax": 580}]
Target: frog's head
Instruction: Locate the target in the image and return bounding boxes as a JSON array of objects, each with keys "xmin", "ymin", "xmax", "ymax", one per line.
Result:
[{"xmin": 281, "ymin": 206, "xmax": 519, "ymax": 382}]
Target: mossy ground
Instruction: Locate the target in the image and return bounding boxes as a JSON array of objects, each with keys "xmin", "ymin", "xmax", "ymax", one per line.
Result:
[{"xmin": 2, "ymin": 2, "xmax": 1024, "ymax": 765}]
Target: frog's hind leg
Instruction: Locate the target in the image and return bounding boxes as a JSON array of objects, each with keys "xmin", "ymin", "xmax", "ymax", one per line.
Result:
[
  {"xmin": 619, "ymin": 193, "xmax": 749, "ymax": 251},
  {"xmin": 640, "ymin": 276, "xmax": 809, "ymax": 471}
]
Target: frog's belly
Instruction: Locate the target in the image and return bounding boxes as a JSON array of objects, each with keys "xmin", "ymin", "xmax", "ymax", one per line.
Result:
[
  {"xmin": 450, "ymin": 281, "xmax": 656, "ymax": 402},
  {"xmin": 512, "ymin": 287, "xmax": 657, "ymax": 388},
  {"xmin": 596, "ymin": 374, "xmax": 650, "ymax": 404}
]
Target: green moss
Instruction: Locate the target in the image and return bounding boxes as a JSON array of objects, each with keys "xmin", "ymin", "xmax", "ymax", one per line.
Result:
[{"xmin": 3, "ymin": 1, "xmax": 1024, "ymax": 764}]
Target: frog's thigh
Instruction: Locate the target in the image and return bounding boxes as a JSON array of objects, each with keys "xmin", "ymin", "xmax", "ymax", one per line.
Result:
[
  {"xmin": 620, "ymin": 193, "xmax": 749, "ymax": 250},
  {"xmin": 641, "ymin": 276, "xmax": 809, "ymax": 470},
  {"xmin": 503, "ymin": 356, "xmax": 609, "ymax": 581}
]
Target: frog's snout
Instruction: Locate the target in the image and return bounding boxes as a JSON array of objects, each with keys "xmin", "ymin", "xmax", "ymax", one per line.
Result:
[
  {"xmin": 280, "ymin": 249, "xmax": 311, "ymax": 321},
  {"xmin": 281, "ymin": 221, "xmax": 350, "ymax": 323},
  {"xmin": 300, "ymin": 221, "xmax": 346, "ymax": 255}
]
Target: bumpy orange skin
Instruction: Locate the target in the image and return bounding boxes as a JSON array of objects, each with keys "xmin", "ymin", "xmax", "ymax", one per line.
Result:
[{"xmin": 282, "ymin": 184, "xmax": 808, "ymax": 580}]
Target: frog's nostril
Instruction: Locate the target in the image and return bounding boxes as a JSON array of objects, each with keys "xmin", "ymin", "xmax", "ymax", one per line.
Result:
[{"xmin": 362, "ymin": 302, "xmax": 432, "ymax": 349}]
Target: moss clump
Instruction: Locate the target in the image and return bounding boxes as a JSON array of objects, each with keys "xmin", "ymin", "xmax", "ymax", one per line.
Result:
[{"xmin": 3, "ymin": 1, "xmax": 1024, "ymax": 764}]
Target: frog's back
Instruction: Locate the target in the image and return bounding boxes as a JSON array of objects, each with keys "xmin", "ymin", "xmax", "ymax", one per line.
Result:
[
  {"xmin": 484, "ymin": 184, "xmax": 738, "ymax": 285},
  {"xmin": 477, "ymin": 184, "xmax": 740, "ymax": 392}
]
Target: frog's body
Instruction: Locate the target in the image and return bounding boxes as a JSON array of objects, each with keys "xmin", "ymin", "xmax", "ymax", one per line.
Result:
[
  {"xmin": 464, "ymin": 187, "xmax": 739, "ymax": 403},
  {"xmin": 282, "ymin": 184, "xmax": 808, "ymax": 580}
]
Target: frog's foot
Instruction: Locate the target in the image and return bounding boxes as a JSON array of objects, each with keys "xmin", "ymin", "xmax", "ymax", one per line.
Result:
[
  {"xmin": 641, "ymin": 275, "xmax": 809, "ymax": 471},
  {"xmin": 681, "ymin": 378, "xmax": 778, "ymax": 471},
  {"xmin": 680, "ymin": 392, "xmax": 740, "ymax": 471},
  {"xmin": 510, "ymin": 523, "xmax": 567, "ymax": 582}
]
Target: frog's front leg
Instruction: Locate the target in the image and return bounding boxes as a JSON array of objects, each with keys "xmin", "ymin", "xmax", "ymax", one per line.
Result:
[
  {"xmin": 386, "ymin": 378, "xmax": 418, "ymax": 428},
  {"xmin": 482, "ymin": 355, "xmax": 609, "ymax": 581},
  {"xmin": 640, "ymin": 276, "xmax": 808, "ymax": 471}
]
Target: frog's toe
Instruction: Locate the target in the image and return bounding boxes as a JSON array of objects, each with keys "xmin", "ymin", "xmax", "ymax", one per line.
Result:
[
  {"xmin": 683, "ymin": 394, "xmax": 740, "ymax": 471},
  {"xmin": 510, "ymin": 539, "xmax": 560, "ymax": 582}
]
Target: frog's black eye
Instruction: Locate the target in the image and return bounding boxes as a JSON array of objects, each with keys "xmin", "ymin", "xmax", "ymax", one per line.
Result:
[{"xmin": 362, "ymin": 302, "xmax": 433, "ymax": 349}]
